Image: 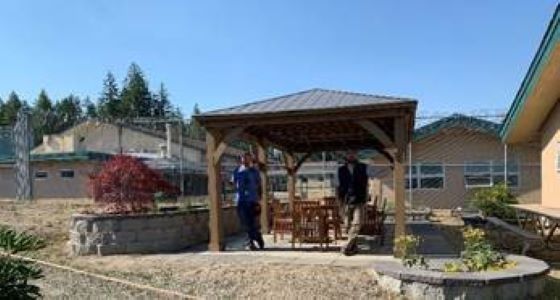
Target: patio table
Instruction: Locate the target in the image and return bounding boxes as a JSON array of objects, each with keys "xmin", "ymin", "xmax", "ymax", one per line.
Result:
[{"xmin": 511, "ymin": 204, "xmax": 560, "ymax": 249}]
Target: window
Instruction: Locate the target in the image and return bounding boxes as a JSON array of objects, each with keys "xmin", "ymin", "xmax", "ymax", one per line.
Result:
[
  {"xmin": 464, "ymin": 162, "xmax": 491, "ymax": 187},
  {"xmin": 34, "ymin": 171, "xmax": 48, "ymax": 179},
  {"xmin": 60, "ymin": 169, "xmax": 75, "ymax": 178},
  {"xmin": 464, "ymin": 161, "xmax": 519, "ymax": 188},
  {"xmin": 406, "ymin": 163, "xmax": 444, "ymax": 189}
]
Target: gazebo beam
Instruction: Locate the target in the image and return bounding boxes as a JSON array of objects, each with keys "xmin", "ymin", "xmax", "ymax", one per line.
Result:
[
  {"xmin": 356, "ymin": 119, "xmax": 395, "ymax": 148},
  {"xmin": 213, "ymin": 126, "xmax": 245, "ymax": 162},
  {"xmin": 256, "ymin": 140, "xmax": 269, "ymax": 233}
]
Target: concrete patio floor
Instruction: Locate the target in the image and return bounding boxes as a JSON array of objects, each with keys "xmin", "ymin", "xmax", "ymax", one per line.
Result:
[{"xmin": 186, "ymin": 223, "xmax": 459, "ymax": 267}]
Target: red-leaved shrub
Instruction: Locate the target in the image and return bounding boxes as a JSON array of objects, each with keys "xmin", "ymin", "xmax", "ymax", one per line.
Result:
[{"xmin": 89, "ymin": 155, "xmax": 178, "ymax": 214}]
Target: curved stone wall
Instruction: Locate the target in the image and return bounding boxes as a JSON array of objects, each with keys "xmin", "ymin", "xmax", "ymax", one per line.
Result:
[
  {"xmin": 372, "ymin": 255, "xmax": 549, "ymax": 300},
  {"xmin": 70, "ymin": 206, "xmax": 240, "ymax": 255}
]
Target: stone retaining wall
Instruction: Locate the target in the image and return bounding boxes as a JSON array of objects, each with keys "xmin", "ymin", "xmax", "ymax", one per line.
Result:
[
  {"xmin": 70, "ymin": 206, "xmax": 240, "ymax": 255},
  {"xmin": 372, "ymin": 255, "xmax": 549, "ymax": 300}
]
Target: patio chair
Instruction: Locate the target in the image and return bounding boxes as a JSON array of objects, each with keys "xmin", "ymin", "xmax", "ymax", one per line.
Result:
[
  {"xmin": 322, "ymin": 196, "xmax": 342, "ymax": 241},
  {"xmin": 292, "ymin": 200, "xmax": 329, "ymax": 249},
  {"xmin": 360, "ymin": 197, "xmax": 387, "ymax": 245},
  {"xmin": 271, "ymin": 199, "xmax": 292, "ymax": 243}
]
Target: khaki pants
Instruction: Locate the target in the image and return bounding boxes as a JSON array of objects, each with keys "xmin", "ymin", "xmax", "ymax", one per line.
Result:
[{"xmin": 343, "ymin": 203, "xmax": 364, "ymax": 251}]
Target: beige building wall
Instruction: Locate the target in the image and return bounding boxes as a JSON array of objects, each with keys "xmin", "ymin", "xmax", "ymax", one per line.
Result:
[
  {"xmin": 31, "ymin": 161, "xmax": 102, "ymax": 199},
  {"xmin": 541, "ymin": 101, "xmax": 560, "ymax": 208},
  {"xmin": 33, "ymin": 122, "xmax": 204, "ymax": 162},
  {"xmin": 371, "ymin": 127, "xmax": 541, "ymax": 209},
  {"xmin": 0, "ymin": 165, "xmax": 16, "ymax": 199},
  {"xmin": 0, "ymin": 160, "xmax": 102, "ymax": 199}
]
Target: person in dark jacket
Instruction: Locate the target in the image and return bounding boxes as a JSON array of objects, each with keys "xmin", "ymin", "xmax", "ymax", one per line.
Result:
[
  {"xmin": 231, "ymin": 152, "xmax": 265, "ymax": 250},
  {"xmin": 337, "ymin": 150, "xmax": 369, "ymax": 255}
]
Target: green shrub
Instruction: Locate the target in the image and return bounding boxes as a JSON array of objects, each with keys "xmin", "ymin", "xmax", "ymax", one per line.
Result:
[
  {"xmin": 394, "ymin": 235, "xmax": 428, "ymax": 269},
  {"xmin": 461, "ymin": 227, "xmax": 514, "ymax": 271},
  {"xmin": 0, "ymin": 226, "xmax": 46, "ymax": 299},
  {"xmin": 471, "ymin": 184, "xmax": 517, "ymax": 219}
]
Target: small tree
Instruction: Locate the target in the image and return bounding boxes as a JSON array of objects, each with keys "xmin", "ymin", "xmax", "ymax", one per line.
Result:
[
  {"xmin": 471, "ymin": 184, "xmax": 517, "ymax": 219},
  {"xmin": 89, "ymin": 155, "xmax": 178, "ymax": 214},
  {"xmin": 0, "ymin": 226, "xmax": 46, "ymax": 299}
]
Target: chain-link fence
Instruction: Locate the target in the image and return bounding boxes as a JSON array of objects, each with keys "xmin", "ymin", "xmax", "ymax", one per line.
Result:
[{"xmin": 0, "ymin": 112, "xmax": 542, "ymax": 212}]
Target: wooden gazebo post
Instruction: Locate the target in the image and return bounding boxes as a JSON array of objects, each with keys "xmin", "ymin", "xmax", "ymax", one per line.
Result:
[
  {"xmin": 205, "ymin": 126, "xmax": 245, "ymax": 251},
  {"xmin": 206, "ymin": 130, "xmax": 224, "ymax": 251},
  {"xmin": 283, "ymin": 153, "xmax": 296, "ymax": 210},
  {"xmin": 256, "ymin": 141, "xmax": 269, "ymax": 233},
  {"xmin": 393, "ymin": 117, "xmax": 407, "ymax": 239}
]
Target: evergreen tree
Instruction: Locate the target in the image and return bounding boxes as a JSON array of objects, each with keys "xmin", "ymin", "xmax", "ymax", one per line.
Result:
[
  {"xmin": 98, "ymin": 72, "xmax": 121, "ymax": 120},
  {"xmin": 188, "ymin": 103, "xmax": 205, "ymax": 140},
  {"xmin": 120, "ymin": 63, "xmax": 152, "ymax": 119},
  {"xmin": 54, "ymin": 94, "xmax": 82, "ymax": 132},
  {"xmin": 0, "ymin": 97, "xmax": 4, "ymax": 125},
  {"xmin": 31, "ymin": 90, "xmax": 56, "ymax": 144},
  {"xmin": 154, "ymin": 82, "xmax": 172, "ymax": 118},
  {"xmin": 1, "ymin": 92, "xmax": 25, "ymax": 125},
  {"xmin": 83, "ymin": 97, "xmax": 98, "ymax": 119}
]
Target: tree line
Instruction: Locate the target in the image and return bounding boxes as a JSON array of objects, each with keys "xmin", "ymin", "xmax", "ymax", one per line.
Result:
[{"xmin": 0, "ymin": 63, "xmax": 206, "ymax": 144}]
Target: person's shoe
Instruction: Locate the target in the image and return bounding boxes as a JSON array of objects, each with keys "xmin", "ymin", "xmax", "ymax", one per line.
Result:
[
  {"xmin": 342, "ymin": 246, "xmax": 359, "ymax": 256},
  {"xmin": 245, "ymin": 241, "xmax": 257, "ymax": 251},
  {"xmin": 256, "ymin": 238, "xmax": 265, "ymax": 250}
]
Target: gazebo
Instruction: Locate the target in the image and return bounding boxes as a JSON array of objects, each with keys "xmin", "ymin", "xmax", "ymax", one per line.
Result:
[{"xmin": 194, "ymin": 88, "xmax": 417, "ymax": 252}]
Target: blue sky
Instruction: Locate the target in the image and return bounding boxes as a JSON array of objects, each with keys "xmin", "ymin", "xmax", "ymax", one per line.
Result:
[{"xmin": 0, "ymin": 1, "xmax": 558, "ymax": 117}]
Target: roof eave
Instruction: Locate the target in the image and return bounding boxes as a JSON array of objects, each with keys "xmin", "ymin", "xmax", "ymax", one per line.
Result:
[{"xmin": 500, "ymin": 4, "xmax": 560, "ymax": 142}]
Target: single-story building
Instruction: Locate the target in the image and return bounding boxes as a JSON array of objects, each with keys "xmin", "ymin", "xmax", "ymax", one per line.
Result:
[
  {"xmin": 0, "ymin": 120, "xmax": 242, "ymax": 200},
  {"xmin": 0, "ymin": 151, "xmax": 111, "ymax": 199},
  {"xmin": 370, "ymin": 114, "xmax": 541, "ymax": 209},
  {"xmin": 501, "ymin": 5, "xmax": 560, "ymax": 208}
]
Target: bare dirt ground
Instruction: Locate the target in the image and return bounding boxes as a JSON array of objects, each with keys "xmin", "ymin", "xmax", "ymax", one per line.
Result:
[
  {"xmin": 0, "ymin": 200, "xmax": 390, "ymax": 299},
  {"xmin": 3, "ymin": 199, "xmax": 560, "ymax": 299}
]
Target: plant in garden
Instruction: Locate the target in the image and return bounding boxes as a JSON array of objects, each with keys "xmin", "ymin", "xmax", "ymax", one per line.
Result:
[
  {"xmin": 394, "ymin": 235, "xmax": 428, "ymax": 269},
  {"xmin": 0, "ymin": 226, "xmax": 46, "ymax": 299},
  {"xmin": 471, "ymin": 184, "xmax": 518, "ymax": 219},
  {"xmin": 461, "ymin": 227, "xmax": 510, "ymax": 271},
  {"xmin": 89, "ymin": 155, "xmax": 179, "ymax": 214}
]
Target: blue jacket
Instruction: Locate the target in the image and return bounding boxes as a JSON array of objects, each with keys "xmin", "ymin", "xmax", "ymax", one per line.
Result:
[{"xmin": 232, "ymin": 166, "xmax": 261, "ymax": 203}]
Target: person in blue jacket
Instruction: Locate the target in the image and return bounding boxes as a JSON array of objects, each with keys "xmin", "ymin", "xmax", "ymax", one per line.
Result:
[{"xmin": 231, "ymin": 152, "xmax": 265, "ymax": 250}]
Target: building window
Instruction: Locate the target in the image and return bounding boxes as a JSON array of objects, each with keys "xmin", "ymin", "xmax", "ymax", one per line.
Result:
[
  {"xmin": 60, "ymin": 169, "xmax": 75, "ymax": 178},
  {"xmin": 464, "ymin": 161, "xmax": 519, "ymax": 188},
  {"xmin": 34, "ymin": 171, "xmax": 48, "ymax": 179},
  {"xmin": 406, "ymin": 163, "xmax": 444, "ymax": 189}
]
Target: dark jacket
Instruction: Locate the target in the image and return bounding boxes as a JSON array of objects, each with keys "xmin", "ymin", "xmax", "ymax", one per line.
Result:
[{"xmin": 337, "ymin": 162, "xmax": 369, "ymax": 204}]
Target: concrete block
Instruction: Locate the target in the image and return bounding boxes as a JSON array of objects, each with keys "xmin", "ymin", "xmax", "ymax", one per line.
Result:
[
  {"xmin": 120, "ymin": 218, "xmax": 146, "ymax": 231},
  {"xmin": 110, "ymin": 231, "xmax": 137, "ymax": 243},
  {"xmin": 135, "ymin": 229, "xmax": 164, "ymax": 242},
  {"xmin": 74, "ymin": 220, "xmax": 91, "ymax": 234},
  {"xmin": 126, "ymin": 242, "xmax": 159, "ymax": 254},
  {"xmin": 92, "ymin": 220, "xmax": 119, "ymax": 233},
  {"xmin": 97, "ymin": 244, "xmax": 126, "ymax": 256}
]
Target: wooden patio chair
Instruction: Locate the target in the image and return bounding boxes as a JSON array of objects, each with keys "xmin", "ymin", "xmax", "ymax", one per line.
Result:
[
  {"xmin": 271, "ymin": 199, "xmax": 292, "ymax": 243},
  {"xmin": 322, "ymin": 196, "xmax": 342, "ymax": 241},
  {"xmin": 292, "ymin": 200, "xmax": 329, "ymax": 249},
  {"xmin": 360, "ymin": 197, "xmax": 387, "ymax": 245}
]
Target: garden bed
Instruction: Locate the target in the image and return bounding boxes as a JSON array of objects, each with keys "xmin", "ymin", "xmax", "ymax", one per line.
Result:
[
  {"xmin": 372, "ymin": 255, "xmax": 549, "ymax": 300},
  {"xmin": 70, "ymin": 206, "xmax": 240, "ymax": 255}
]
